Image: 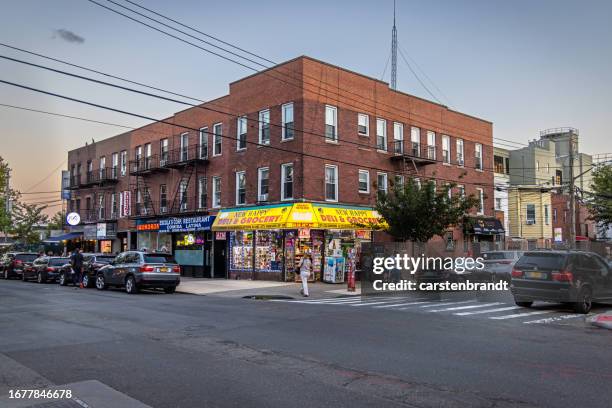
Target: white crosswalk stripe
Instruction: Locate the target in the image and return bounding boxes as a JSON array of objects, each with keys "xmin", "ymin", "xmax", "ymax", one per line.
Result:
[
  {"xmin": 427, "ymin": 302, "xmax": 503, "ymax": 313},
  {"xmin": 351, "ymin": 299, "xmax": 412, "ymax": 307},
  {"xmin": 523, "ymin": 314, "xmax": 582, "ymax": 324},
  {"xmin": 418, "ymin": 300, "xmax": 475, "ymax": 308},
  {"xmin": 489, "ymin": 310, "xmax": 555, "ymax": 320},
  {"xmin": 454, "ymin": 306, "xmax": 522, "ymax": 316},
  {"xmin": 373, "ymin": 299, "xmax": 431, "ymax": 308}
]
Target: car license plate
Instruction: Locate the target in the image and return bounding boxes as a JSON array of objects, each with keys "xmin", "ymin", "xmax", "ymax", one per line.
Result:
[
  {"xmin": 159, "ymin": 267, "xmax": 169, "ymax": 272},
  {"xmin": 525, "ymin": 271, "xmax": 545, "ymax": 279}
]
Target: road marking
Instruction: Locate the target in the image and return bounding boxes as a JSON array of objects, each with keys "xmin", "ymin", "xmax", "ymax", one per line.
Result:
[
  {"xmin": 373, "ymin": 299, "xmax": 430, "ymax": 308},
  {"xmin": 418, "ymin": 300, "xmax": 475, "ymax": 308},
  {"xmin": 454, "ymin": 306, "xmax": 521, "ymax": 316},
  {"xmin": 351, "ymin": 299, "xmax": 412, "ymax": 307},
  {"xmin": 523, "ymin": 314, "xmax": 582, "ymax": 324},
  {"xmin": 489, "ymin": 310, "xmax": 555, "ymax": 320},
  {"xmin": 427, "ymin": 302, "xmax": 503, "ymax": 312}
]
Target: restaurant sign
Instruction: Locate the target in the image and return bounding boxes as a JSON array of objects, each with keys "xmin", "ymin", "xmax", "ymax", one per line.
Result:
[{"xmin": 158, "ymin": 215, "xmax": 215, "ymax": 233}]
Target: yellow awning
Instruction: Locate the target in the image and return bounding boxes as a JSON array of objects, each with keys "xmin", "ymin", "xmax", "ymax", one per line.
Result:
[{"xmin": 212, "ymin": 202, "xmax": 387, "ymax": 231}]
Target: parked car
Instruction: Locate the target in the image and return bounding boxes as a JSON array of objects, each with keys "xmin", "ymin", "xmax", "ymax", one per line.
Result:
[
  {"xmin": 23, "ymin": 256, "xmax": 71, "ymax": 283},
  {"xmin": 510, "ymin": 250, "xmax": 612, "ymax": 313},
  {"xmin": 95, "ymin": 251, "xmax": 180, "ymax": 294},
  {"xmin": 479, "ymin": 250, "xmax": 524, "ymax": 282},
  {"xmin": 1, "ymin": 252, "xmax": 38, "ymax": 279},
  {"xmin": 58, "ymin": 253, "xmax": 116, "ymax": 287}
]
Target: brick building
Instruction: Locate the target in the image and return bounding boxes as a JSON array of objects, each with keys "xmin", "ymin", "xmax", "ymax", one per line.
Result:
[{"xmin": 66, "ymin": 56, "xmax": 495, "ymax": 280}]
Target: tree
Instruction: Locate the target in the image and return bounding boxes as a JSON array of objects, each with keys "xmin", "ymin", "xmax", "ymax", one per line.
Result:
[
  {"xmin": 47, "ymin": 210, "xmax": 65, "ymax": 232},
  {"xmin": 0, "ymin": 156, "xmax": 19, "ymax": 242},
  {"xmin": 11, "ymin": 201, "xmax": 49, "ymax": 245},
  {"xmin": 375, "ymin": 179, "xmax": 479, "ymax": 242},
  {"xmin": 586, "ymin": 164, "xmax": 612, "ymax": 228}
]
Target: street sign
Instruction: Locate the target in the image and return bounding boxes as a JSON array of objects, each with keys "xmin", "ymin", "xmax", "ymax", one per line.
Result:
[{"xmin": 66, "ymin": 212, "xmax": 81, "ymax": 226}]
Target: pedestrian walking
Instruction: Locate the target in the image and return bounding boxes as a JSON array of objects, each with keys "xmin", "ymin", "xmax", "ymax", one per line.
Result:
[
  {"xmin": 71, "ymin": 248, "xmax": 84, "ymax": 288},
  {"xmin": 298, "ymin": 253, "xmax": 312, "ymax": 297}
]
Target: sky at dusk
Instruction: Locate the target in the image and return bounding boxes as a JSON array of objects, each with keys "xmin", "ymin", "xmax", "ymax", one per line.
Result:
[{"xmin": 1, "ymin": 0, "xmax": 611, "ymax": 213}]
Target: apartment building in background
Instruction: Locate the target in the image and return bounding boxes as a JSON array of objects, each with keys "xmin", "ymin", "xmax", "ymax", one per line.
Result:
[
  {"xmin": 493, "ymin": 147, "xmax": 510, "ymax": 236},
  {"xmin": 66, "ymin": 56, "xmax": 495, "ymax": 279},
  {"xmin": 507, "ymin": 186, "xmax": 553, "ymax": 248}
]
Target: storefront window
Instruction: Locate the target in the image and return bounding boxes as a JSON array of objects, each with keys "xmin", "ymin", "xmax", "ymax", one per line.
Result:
[
  {"xmin": 137, "ymin": 231, "xmax": 171, "ymax": 253},
  {"xmin": 230, "ymin": 231, "xmax": 253, "ymax": 271},
  {"xmin": 255, "ymin": 231, "xmax": 283, "ymax": 272}
]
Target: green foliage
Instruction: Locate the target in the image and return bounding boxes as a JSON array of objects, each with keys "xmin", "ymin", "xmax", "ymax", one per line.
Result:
[
  {"xmin": 10, "ymin": 201, "xmax": 49, "ymax": 245},
  {"xmin": 375, "ymin": 179, "xmax": 479, "ymax": 242},
  {"xmin": 47, "ymin": 211, "xmax": 65, "ymax": 231},
  {"xmin": 586, "ymin": 164, "xmax": 612, "ymax": 227}
]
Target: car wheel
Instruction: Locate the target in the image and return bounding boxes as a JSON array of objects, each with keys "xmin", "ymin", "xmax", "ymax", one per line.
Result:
[
  {"xmin": 164, "ymin": 286, "xmax": 176, "ymax": 294},
  {"xmin": 125, "ymin": 276, "xmax": 139, "ymax": 294},
  {"xmin": 515, "ymin": 300, "xmax": 533, "ymax": 308},
  {"xmin": 37, "ymin": 272, "xmax": 44, "ymax": 284},
  {"xmin": 574, "ymin": 287, "xmax": 592, "ymax": 314},
  {"xmin": 59, "ymin": 272, "xmax": 67, "ymax": 286},
  {"xmin": 82, "ymin": 274, "xmax": 90, "ymax": 288},
  {"xmin": 95, "ymin": 274, "xmax": 107, "ymax": 290}
]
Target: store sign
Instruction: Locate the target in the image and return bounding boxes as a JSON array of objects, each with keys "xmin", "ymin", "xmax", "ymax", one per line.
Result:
[
  {"xmin": 159, "ymin": 215, "xmax": 215, "ymax": 233},
  {"xmin": 96, "ymin": 223, "xmax": 106, "ymax": 239},
  {"xmin": 96, "ymin": 222, "xmax": 117, "ymax": 239},
  {"xmin": 83, "ymin": 224, "xmax": 97, "ymax": 240},
  {"xmin": 213, "ymin": 204, "xmax": 293, "ymax": 231},
  {"xmin": 66, "ymin": 212, "xmax": 81, "ymax": 226},
  {"xmin": 298, "ymin": 228, "xmax": 311, "ymax": 239},
  {"xmin": 61, "ymin": 170, "xmax": 71, "ymax": 200},
  {"xmin": 215, "ymin": 232, "xmax": 226, "ymax": 240},
  {"xmin": 312, "ymin": 204, "xmax": 387, "ymax": 230},
  {"xmin": 554, "ymin": 228, "xmax": 563, "ymax": 243},
  {"xmin": 120, "ymin": 191, "xmax": 131, "ymax": 217},
  {"xmin": 137, "ymin": 220, "xmax": 160, "ymax": 231}
]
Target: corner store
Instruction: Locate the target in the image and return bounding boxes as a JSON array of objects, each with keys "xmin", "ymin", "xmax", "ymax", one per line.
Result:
[{"xmin": 212, "ymin": 202, "xmax": 386, "ymax": 282}]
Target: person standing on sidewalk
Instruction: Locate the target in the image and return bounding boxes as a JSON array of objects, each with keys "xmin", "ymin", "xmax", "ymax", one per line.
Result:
[
  {"xmin": 298, "ymin": 253, "xmax": 312, "ymax": 297},
  {"xmin": 71, "ymin": 248, "xmax": 84, "ymax": 288}
]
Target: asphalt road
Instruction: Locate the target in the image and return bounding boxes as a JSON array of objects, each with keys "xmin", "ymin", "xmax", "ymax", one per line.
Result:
[{"xmin": 1, "ymin": 279, "xmax": 610, "ymax": 408}]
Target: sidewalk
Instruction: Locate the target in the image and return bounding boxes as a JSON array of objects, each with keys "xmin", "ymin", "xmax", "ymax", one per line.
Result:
[{"xmin": 177, "ymin": 277, "xmax": 361, "ymax": 299}]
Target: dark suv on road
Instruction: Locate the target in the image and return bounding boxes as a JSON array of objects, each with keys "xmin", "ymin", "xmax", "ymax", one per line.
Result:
[
  {"xmin": 58, "ymin": 253, "xmax": 116, "ymax": 287},
  {"xmin": 1, "ymin": 252, "xmax": 38, "ymax": 279},
  {"xmin": 95, "ymin": 251, "xmax": 180, "ymax": 294},
  {"xmin": 23, "ymin": 256, "xmax": 71, "ymax": 284},
  {"xmin": 510, "ymin": 250, "xmax": 612, "ymax": 313}
]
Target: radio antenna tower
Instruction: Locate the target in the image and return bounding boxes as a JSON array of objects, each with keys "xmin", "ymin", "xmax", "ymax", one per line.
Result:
[{"xmin": 390, "ymin": 0, "xmax": 398, "ymax": 90}]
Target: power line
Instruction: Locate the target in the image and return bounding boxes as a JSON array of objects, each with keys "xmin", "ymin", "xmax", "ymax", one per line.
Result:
[
  {"xmin": 396, "ymin": 44, "xmax": 441, "ymax": 104},
  {"xmin": 23, "ymin": 159, "xmax": 66, "ymax": 193}
]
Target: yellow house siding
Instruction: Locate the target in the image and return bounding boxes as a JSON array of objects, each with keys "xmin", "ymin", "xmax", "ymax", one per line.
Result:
[{"xmin": 507, "ymin": 189, "xmax": 552, "ymax": 240}]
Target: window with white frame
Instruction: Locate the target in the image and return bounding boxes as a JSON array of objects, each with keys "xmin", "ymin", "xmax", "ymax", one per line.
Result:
[
  {"xmin": 458, "ymin": 185, "xmax": 465, "ymax": 199},
  {"xmin": 180, "ymin": 133, "xmax": 189, "ymax": 161},
  {"xmin": 99, "ymin": 156, "xmax": 106, "ymax": 179},
  {"xmin": 427, "ymin": 131, "xmax": 436, "ymax": 160},
  {"xmin": 358, "ymin": 170, "xmax": 369, "ymax": 193},
  {"xmin": 544, "ymin": 204, "xmax": 549, "ymax": 225},
  {"xmin": 325, "ymin": 105, "xmax": 337, "ymax": 142},
  {"xmin": 179, "ymin": 180, "xmax": 188, "ymax": 211},
  {"xmin": 282, "ymin": 103, "xmax": 294, "ymax": 140},
  {"xmin": 144, "ymin": 143, "xmax": 151, "ymax": 169},
  {"xmin": 160, "ymin": 139, "xmax": 169, "ymax": 164},
  {"xmin": 235, "ymin": 171, "xmax": 246, "ymax": 205},
  {"xmin": 377, "ymin": 173, "xmax": 388, "ymax": 195},
  {"xmin": 376, "ymin": 118, "xmax": 387, "ymax": 151},
  {"xmin": 411, "ymin": 126, "xmax": 421, "ymax": 157},
  {"xmin": 414, "ymin": 178, "xmax": 421, "ymax": 189},
  {"xmin": 456, "ymin": 139, "xmax": 464, "ymax": 166},
  {"xmin": 199, "ymin": 128, "xmax": 208, "ymax": 158},
  {"xmin": 477, "ymin": 188, "xmax": 484, "ymax": 214},
  {"xmin": 111, "ymin": 153, "xmax": 118, "ymax": 178},
  {"xmin": 98, "ymin": 194, "xmax": 105, "ymax": 219},
  {"xmin": 526, "ymin": 204, "xmax": 536, "ymax": 224},
  {"xmin": 393, "ymin": 122, "xmax": 403, "ymax": 154},
  {"xmin": 258, "ymin": 167, "xmax": 269, "ymax": 201},
  {"xmin": 358, "ymin": 113, "xmax": 369, "ymax": 136},
  {"xmin": 446, "ymin": 183, "xmax": 452, "ymax": 200},
  {"xmin": 259, "ymin": 109, "xmax": 270, "ymax": 145},
  {"xmin": 442, "ymin": 135, "xmax": 450, "ymax": 164},
  {"xmin": 281, "ymin": 163, "xmax": 293, "ymax": 200},
  {"xmin": 120, "ymin": 150, "xmax": 127, "ymax": 176},
  {"xmin": 394, "ymin": 175, "xmax": 404, "ymax": 190},
  {"xmin": 237, "ymin": 117, "xmax": 247, "ymax": 151},
  {"xmin": 325, "ymin": 165, "xmax": 338, "ymax": 201},
  {"xmin": 110, "ymin": 193, "xmax": 117, "ymax": 218},
  {"xmin": 475, "ymin": 143, "xmax": 483, "ymax": 170},
  {"xmin": 212, "ymin": 176, "xmax": 221, "ymax": 208},
  {"xmin": 213, "ymin": 123, "xmax": 222, "ymax": 156},
  {"xmin": 135, "ymin": 146, "xmax": 142, "ymax": 162},
  {"xmin": 160, "ymin": 184, "xmax": 167, "ymax": 213},
  {"xmin": 198, "ymin": 177, "xmax": 207, "ymax": 209}
]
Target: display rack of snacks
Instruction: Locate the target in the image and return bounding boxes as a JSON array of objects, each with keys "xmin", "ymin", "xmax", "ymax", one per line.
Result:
[
  {"xmin": 255, "ymin": 231, "xmax": 283, "ymax": 272},
  {"xmin": 229, "ymin": 231, "xmax": 253, "ymax": 271}
]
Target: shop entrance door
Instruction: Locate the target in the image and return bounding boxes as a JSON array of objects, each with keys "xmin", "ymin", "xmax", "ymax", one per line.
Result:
[{"xmin": 213, "ymin": 240, "xmax": 227, "ymax": 278}]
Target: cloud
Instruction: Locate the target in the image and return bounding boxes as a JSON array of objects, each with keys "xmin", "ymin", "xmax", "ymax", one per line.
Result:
[{"xmin": 53, "ymin": 29, "xmax": 85, "ymax": 44}]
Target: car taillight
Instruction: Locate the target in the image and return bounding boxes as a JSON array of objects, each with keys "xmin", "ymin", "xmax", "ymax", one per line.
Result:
[
  {"xmin": 140, "ymin": 264, "xmax": 154, "ymax": 272},
  {"xmin": 172, "ymin": 265, "xmax": 181, "ymax": 273},
  {"xmin": 46, "ymin": 267, "xmax": 55, "ymax": 272},
  {"xmin": 511, "ymin": 269, "xmax": 523, "ymax": 278},
  {"xmin": 14, "ymin": 260, "xmax": 23, "ymax": 265},
  {"xmin": 551, "ymin": 270, "xmax": 573, "ymax": 282}
]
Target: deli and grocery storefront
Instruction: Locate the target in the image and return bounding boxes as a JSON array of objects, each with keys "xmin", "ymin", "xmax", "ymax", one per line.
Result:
[
  {"xmin": 137, "ymin": 215, "xmax": 215, "ymax": 278},
  {"xmin": 212, "ymin": 202, "xmax": 386, "ymax": 282}
]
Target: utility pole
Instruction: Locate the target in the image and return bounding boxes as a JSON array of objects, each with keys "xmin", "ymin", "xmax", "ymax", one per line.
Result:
[
  {"xmin": 3, "ymin": 168, "xmax": 10, "ymax": 243},
  {"xmin": 568, "ymin": 136, "xmax": 576, "ymax": 249},
  {"xmin": 390, "ymin": 0, "xmax": 398, "ymax": 90}
]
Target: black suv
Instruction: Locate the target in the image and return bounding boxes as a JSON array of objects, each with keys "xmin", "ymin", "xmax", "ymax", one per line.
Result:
[
  {"xmin": 1, "ymin": 252, "xmax": 38, "ymax": 279},
  {"xmin": 510, "ymin": 250, "xmax": 612, "ymax": 313},
  {"xmin": 58, "ymin": 253, "xmax": 116, "ymax": 287},
  {"xmin": 23, "ymin": 256, "xmax": 71, "ymax": 283}
]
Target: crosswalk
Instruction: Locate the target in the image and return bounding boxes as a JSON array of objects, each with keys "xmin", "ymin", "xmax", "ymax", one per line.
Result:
[{"xmin": 270, "ymin": 296, "xmax": 597, "ymax": 325}]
